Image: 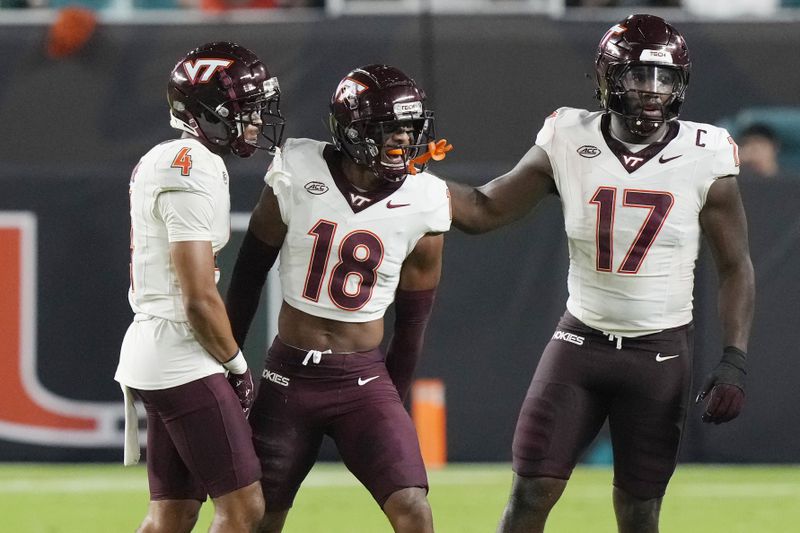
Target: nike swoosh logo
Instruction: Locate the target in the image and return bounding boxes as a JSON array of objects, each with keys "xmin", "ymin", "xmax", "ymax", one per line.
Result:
[
  {"xmin": 659, "ymin": 154, "xmax": 683, "ymax": 164},
  {"xmin": 357, "ymin": 376, "xmax": 380, "ymax": 386},
  {"xmin": 655, "ymin": 353, "xmax": 681, "ymax": 362},
  {"xmin": 386, "ymin": 201, "xmax": 410, "ymax": 209}
]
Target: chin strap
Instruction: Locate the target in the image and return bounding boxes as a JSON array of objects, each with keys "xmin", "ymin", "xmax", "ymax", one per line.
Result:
[{"xmin": 407, "ymin": 139, "xmax": 454, "ymax": 175}]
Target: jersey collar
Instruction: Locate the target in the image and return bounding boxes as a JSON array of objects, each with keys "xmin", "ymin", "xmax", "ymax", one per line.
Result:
[
  {"xmin": 600, "ymin": 114, "xmax": 680, "ymax": 174},
  {"xmin": 323, "ymin": 144, "xmax": 403, "ymax": 214}
]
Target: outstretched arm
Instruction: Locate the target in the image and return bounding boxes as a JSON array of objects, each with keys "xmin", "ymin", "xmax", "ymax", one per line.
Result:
[
  {"xmin": 447, "ymin": 144, "xmax": 556, "ymax": 234},
  {"xmin": 385, "ymin": 233, "xmax": 444, "ymax": 402},
  {"xmin": 225, "ymin": 185, "xmax": 286, "ymax": 347},
  {"xmin": 696, "ymin": 176, "xmax": 755, "ymax": 424}
]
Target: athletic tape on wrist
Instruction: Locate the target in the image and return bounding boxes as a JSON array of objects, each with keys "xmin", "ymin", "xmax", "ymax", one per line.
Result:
[{"xmin": 223, "ymin": 350, "xmax": 248, "ymax": 374}]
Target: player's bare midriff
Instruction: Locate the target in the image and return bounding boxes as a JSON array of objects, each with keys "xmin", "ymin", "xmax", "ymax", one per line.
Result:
[{"xmin": 277, "ymin": 301, "xmax": 384, "ymax": 353}]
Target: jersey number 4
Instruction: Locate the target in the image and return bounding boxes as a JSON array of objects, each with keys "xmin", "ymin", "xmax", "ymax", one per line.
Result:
[
  {"xmin": 302, "ymin": 220, "xmax": 385, "ymax": 311},
  {"xmin": 590, "ymin": 187, "xmax": 674, "ymax": 274},
  {"xmin": 170, "ymin": 147, "xmax": 193, "ymax": 176}
]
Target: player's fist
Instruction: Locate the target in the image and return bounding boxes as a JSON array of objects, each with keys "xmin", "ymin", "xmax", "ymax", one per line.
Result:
[
  {"xmin": 227, "ymin": 368, "xmax": 255, "ymax": 418},
  {"xmin": 696, "ymin": 346, "xmax": 747, "ymax": 424},
  {"xmin": 222, "ymin": 350, "xmax": 254, "ymax": 418}
]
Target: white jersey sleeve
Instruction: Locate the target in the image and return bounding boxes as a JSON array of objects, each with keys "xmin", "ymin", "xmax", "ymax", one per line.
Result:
[
  {"xmin": 156, "ymin": 191, "xmax": 215, "ymax": 242},
  {"xmin": 712, "ymin": 128, "xmax": 741, "ymax": 177},
  {"xmin": 534, "ymin": 109, "xmax": 560, "ymax": 154},
  {"xmin": 265, "ymin": 145, "xmax": 293, "ymax": 224}
]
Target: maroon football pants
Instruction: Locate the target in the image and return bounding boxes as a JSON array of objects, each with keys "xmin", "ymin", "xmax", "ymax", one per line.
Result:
[{"xmin": 249, "ymin": 337, "xmax": 428, "ymax": 511}]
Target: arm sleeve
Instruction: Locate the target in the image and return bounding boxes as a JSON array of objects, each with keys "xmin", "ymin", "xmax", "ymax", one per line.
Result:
[
  {"xmin": 385, "ymin": 288, "xmax": 437, "ymax": 402},
  {"xmin": 156, "ymin": 190, "xmax": 215, "ymax": 242},
  {"xmin": 225, "ymin": 230, "xmax": 281, "ymax": 347}
]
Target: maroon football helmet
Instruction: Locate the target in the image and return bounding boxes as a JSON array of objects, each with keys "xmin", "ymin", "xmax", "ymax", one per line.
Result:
[
  {"xmin": 595, "ymin": 14, "xmax": 691, "ymax": 137},
  {"xmin": 329, "ymin": 64, "xmax": 435, "ymax": 182},
  {"xmin": 168, "ymin": 42, "xmax": 284, "ymax": 157}
]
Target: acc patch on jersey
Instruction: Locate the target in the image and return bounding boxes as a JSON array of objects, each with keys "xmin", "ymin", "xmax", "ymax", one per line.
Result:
[
  {"xmin": 577, "ymin": 145, "xmax": 601, "ymax": 158},
  {"xmin": 304, "ymin": 181, "xmax": 328, "ymax": 195}
]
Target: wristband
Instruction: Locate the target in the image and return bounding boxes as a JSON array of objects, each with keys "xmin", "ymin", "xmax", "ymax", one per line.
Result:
[
  {"xmin": 222, "ymin": 350, "xmax": 248, "ymax": 374},
  {"xmin": 722, "ymin": 346, "xmax": 747, "ymax": 373}
]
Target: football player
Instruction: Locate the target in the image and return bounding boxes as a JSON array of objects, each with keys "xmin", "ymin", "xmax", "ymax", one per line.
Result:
[
  {"xmin": 225, "ymin": 65, "xmax": 451, "ymax": 533},
  {"xmin": 446, "ymin": 14, "xmax": 755, "ymax": 533},
  {"xmin": 115, "ymin": 42, "xmax": 284, "ymax": 533}
]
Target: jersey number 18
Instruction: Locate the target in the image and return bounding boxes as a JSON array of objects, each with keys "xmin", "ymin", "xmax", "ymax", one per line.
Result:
[{"xmin": 302, "ymin": 220, "xmax": 385, "ymax": 311}]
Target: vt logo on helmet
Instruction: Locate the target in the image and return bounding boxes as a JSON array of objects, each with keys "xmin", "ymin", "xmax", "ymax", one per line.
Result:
[
  {"xmin": 168, "ymin": 42, "xmax": 285, "ymax": 157},
  {"xmin": 182, "ymin": 58, "xmax": 234, "ymax": 84},
  {"xmin": 328, "ymin": 64, "xmax": 435, "ymax": 182},
  {"xmin": 595, "ymin": 14, "xmax": 691, "ymax": 137}
]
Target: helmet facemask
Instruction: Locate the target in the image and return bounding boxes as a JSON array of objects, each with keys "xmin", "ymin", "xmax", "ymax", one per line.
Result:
[
  {"xmin": 605, "ymin": 63, "xmax": 687, "ymax": 137},
  {"xmin": 195, "ymin": 76, "xmax": 284, "ymax": 158},
  {"xmin": 331, "ymin": 111, "xmax": 435, "ymax": 182}
]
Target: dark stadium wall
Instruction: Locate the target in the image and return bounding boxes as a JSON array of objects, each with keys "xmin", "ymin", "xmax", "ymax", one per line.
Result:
[{"xmin": 0, "ymin": 16, "xmax": 797, "ymax": 462}]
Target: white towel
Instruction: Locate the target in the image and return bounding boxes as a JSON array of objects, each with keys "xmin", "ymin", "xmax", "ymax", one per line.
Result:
[{"xmin": 121, "ymin": 384, "xmax": 141, "ymax": 466}]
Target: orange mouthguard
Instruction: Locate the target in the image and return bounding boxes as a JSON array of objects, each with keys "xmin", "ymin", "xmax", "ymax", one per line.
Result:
[
  {"xmin": 386, "ymin": 148, "xmax": 404, "ymax": 156},
  {"xmin": 407, "ymin": 139, "xmax": 454, "ymax": 175}
]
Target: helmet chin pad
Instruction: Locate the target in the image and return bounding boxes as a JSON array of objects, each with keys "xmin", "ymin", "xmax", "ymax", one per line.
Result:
[
  {"xmin": 230, "ymin": 137, "xmax": 257, "ymax": 158},
  {"xmin": 625, "ymin": 116, "xmax": 663, "ymax": 138}
]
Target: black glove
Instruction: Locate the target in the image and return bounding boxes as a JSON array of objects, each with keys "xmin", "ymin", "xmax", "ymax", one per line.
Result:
[
  {"xmin": 227, "ymin": 368, "xmax": 255, "ymax": 419},
  {"xmin": 695, "ymin": 346, "xmax": 746, "ymax": 424}
]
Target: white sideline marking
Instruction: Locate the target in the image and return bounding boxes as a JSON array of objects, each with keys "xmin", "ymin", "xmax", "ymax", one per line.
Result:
[
  {"xmin": 1, "ymin": 470, "xmax": 798, "ymax": 497},
  {"xmin": 0, "ymin": 477, "xmax": 145, "ymax": 493},
  {"xmin": 562, "ymin": 483, "xmax": 800, "ymax": 500}
]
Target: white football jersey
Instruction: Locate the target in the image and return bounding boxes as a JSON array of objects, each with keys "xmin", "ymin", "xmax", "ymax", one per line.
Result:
[
  {"xmin": 536, "ymin": 107, "xmax": 739, "ymax": 336},
  {"xmin": 267, "ymin": 138, "xmax": 451, "ymax": 322},
  {"xmin": 116, "ymin": 138, "xmax": 231, "ymax": 389}
]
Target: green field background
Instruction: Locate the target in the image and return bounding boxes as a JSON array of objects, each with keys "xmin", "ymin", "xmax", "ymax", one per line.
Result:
[{"xmin": 1, "ymin": 463, "xmax": 798, "ymax": 532}]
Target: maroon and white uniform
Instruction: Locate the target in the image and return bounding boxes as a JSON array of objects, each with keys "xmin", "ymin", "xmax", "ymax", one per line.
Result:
[
  {"xmin": 268, "ymin": 137, "xmax": 451, "ymax": 320},
  {"xmin": 117, "ymin": 138, "xmax": 231, "ymax": 391},
  {"xmin": 251, "ymin": 138, "xmax": 451, "ymax": 510},
  {"xmin": 116, "ymin": 138, "xmax": 259, "ymax": 499},
  {"xmin": 511, "ymin": 108, "xmax": 740, "ymax": 499},
  {"xmin": 538, "ymin": 107, "xmax": 738, "ymax": 337}
]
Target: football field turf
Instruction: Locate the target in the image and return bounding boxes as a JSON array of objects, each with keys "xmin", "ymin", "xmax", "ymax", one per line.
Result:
[{"xmin": 1, "ymin": 463, "xmax": 798, "ymax": 532}]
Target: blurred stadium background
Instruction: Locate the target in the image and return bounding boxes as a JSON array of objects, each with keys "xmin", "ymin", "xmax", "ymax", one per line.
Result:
[{"xmin": 1, "ymin": 0, "xmax": 799, "ymax": 531}]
